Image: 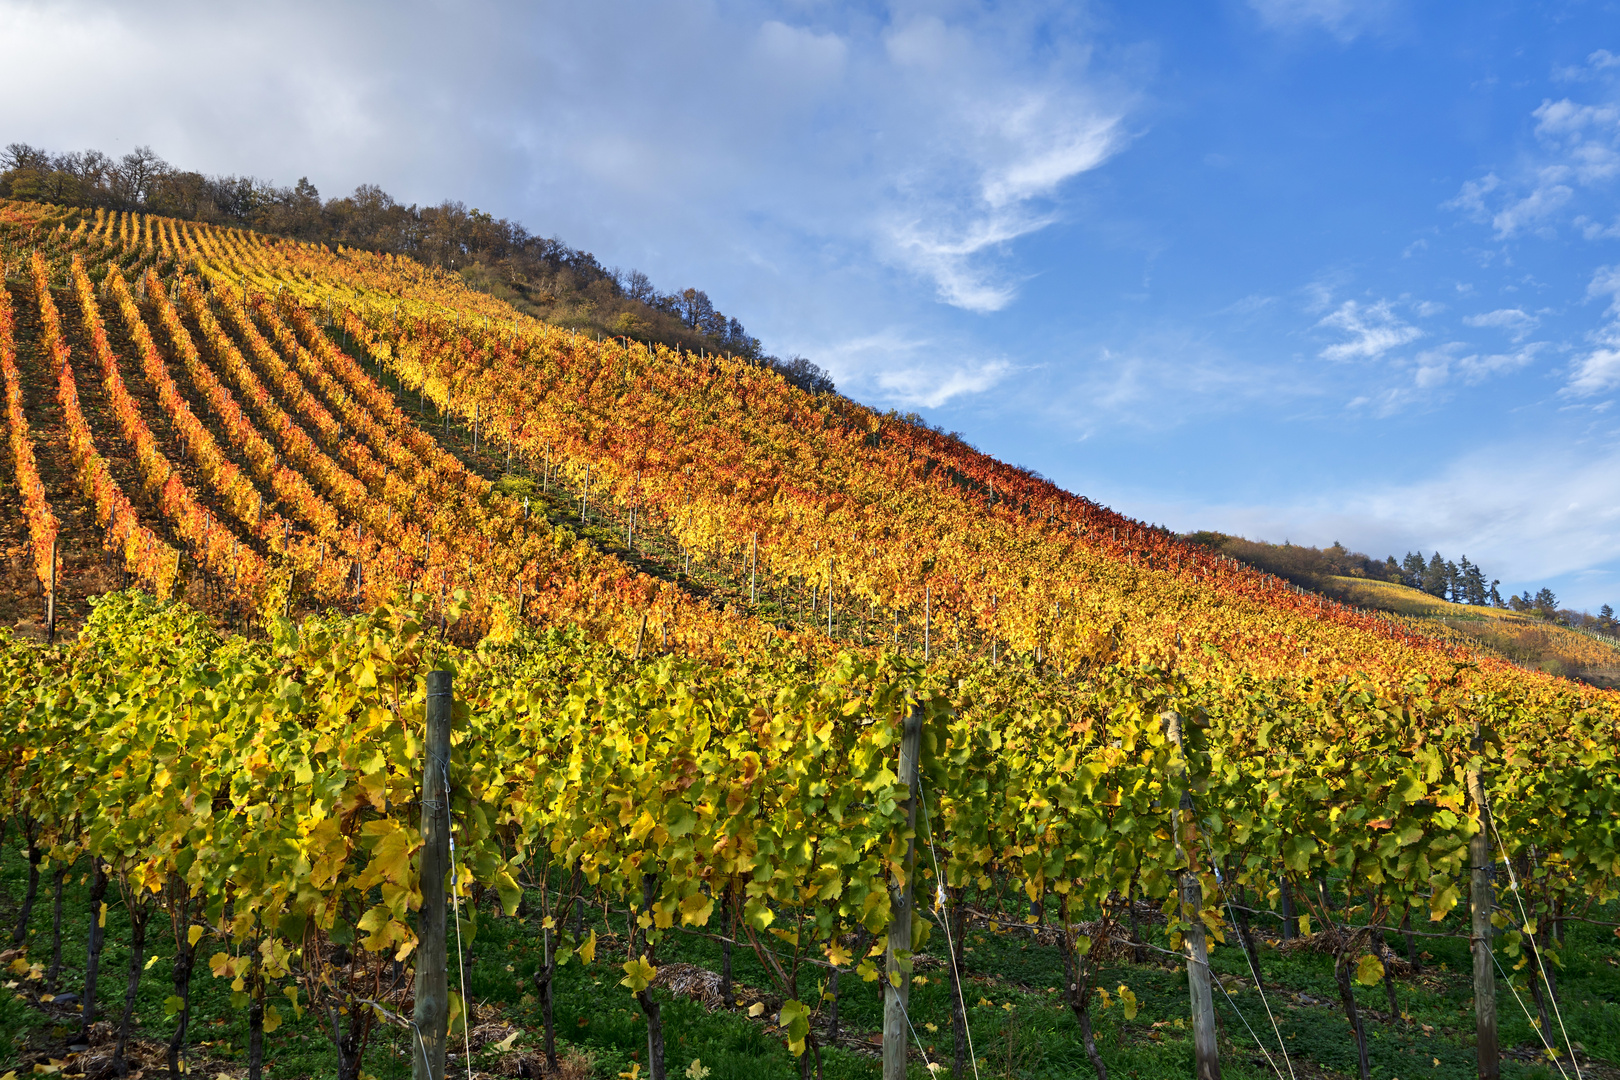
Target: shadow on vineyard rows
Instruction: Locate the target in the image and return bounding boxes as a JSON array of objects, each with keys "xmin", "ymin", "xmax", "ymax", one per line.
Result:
[{"xmin": 3, "ymin": 842, "xmax": 1615, "ymax": 1079}]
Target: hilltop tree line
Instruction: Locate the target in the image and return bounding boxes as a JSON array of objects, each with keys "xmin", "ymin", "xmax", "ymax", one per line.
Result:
[
  {"xmin": 0, "ymin": 141, "xmax": 835, "ymax": 395},
  {"xmin": 1186, "ymin": 532, "xmax": 1617, "ymax": 633}
]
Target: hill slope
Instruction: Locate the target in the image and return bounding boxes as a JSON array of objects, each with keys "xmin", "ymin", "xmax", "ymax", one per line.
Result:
[
  {"xmin": 4, "ymin": 198, "xmax": 1619, "ymax": 1080},
  {"xmin": 3, "ymin": 196, "xmax": 1616, "ymax": 703}
]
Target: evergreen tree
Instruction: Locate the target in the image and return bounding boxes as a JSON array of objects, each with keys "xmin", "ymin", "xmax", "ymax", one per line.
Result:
[
  {"xmin": 1422, "ymin": 551, "xmax": 1449, "ymax": 597},
  {"xmin": 1601, "ymin": 603, "xmax": 1616, "ymax": 631},
  {"xmin": 1489, "ymin": 580, "xmax": 1504, "ymax": 607},
  {"xmin": 1401, "ymin": 551, "xmax": 1426, "ymax": 587},
  {"xmin": 1533, "ymin": 587, "xmax": 1558, "ymax": 616}
]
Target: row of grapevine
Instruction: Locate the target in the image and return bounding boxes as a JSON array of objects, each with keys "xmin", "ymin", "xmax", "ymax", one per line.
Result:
[
  {"xmin": 3, "ymin": 200, "xmax": 1616, "ymax": 1080},
  {"xmin": 3, "ymin": 590, "xmax": 1614, "ymax": 1079},
  {"xmin": 36, "ymin": 253, "xmax": 181, "ymax": 596},
  {"xmin": 1, "ymin": 276, "xmax": 60, "ymax": 595}
]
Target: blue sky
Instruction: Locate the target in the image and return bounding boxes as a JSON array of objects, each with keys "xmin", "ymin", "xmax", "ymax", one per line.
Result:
[{"xmin": 3, "ymin": 0, "xmax": 1619, "ymax": 608}]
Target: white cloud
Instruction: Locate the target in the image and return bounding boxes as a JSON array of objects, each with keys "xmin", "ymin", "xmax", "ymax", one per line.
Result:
[
  {"xmin": 1564, "ymin": 266, "xmax": 1620, "ymax": 396},
  {"xmin": 1490, "ymin": 177, "xmax": 1575, "ymax": 236},
  {"xmin": 1456, "ymin": 344, "xmax": 1543, "ymax": 383},
  {"xmin": 872, "ymin": 360, "xmax": 1014, "ymax": 408},
  {"xmin": 1462, "ymin": 307, "xmax": 1539, "ymax": 341},
  {"xmin": 1315, "ymin": 299, "xmax": 1424, "ymax": 361},
  {"xmin": 1566, "ymin": 340, "xmax": 1620, "ymax": 396},
  {"xmin": 1446, "ymin": 69, "xmax": 1620, "ymax": 238},
  {"xmin": 1246, "ymin": 0, "xmax": 1394, "ymax": 42},
  {"xmin": 812, "ymin": 330, "xmax": 1014, "ymax": 409},
  {"xmin": 1120, "ymin": 442, "xmax": 1620, "ymax": 606},
  {"xmin": 0, "ymin": 0, "xmax": 1141, "ymax": 394},
  {"xmin": 1577, "ymin": 215, "xmax": 1620, "ymax": 240},
  {"xmin": 1037, "ymin": 332, "xmax": 1308, "ymax": 435},
  {"xmin": 869, "ymin": 13, "xmax": 1132, "ymax": 312}
]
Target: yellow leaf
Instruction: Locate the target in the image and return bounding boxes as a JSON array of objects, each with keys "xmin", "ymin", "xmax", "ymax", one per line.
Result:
[
  {"xmin": 145, "ymin": 955, "xmax": 161, "ymax": 971},
  {"xmin": 579, "ymin": 930, "xmax": 597, "ymax": 964},
  {"xmin": 826, "ymin": 939, "xmax": 853, "ymax": 967},
  {"xmin": 747, "ymin": 1002, "xmax": 765, "ymax": 1017},
  {"xmin": 492, "ymin": 1030, "xmax": 521, "ymax": 1052},
  {"xmin": 620, "ymin": 956, "xmax": 657, "ymax": 993},
  {"xmin": 262, "ymin": 1005, "xmax": 282, "ymax": 1033},
  {"xmin": 1355, "ymin": 954, "xmax": 1385, "ymax": 986},
  {"xmin": 1119, "ymin": 986, "xmax": 1139, "ymax": 1021},
  {"xmin": 188, "ymin": 925, "xmax": 204, "ymax": 947},
  {"xmin": 629, "ymin": 810, "xmax": 658, "ymax": 843},
  {"xmin": 99, "ymin": 904, "xmax": 109, "ymax": 930}
]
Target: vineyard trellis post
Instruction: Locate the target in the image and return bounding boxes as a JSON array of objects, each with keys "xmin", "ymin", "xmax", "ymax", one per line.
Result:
[
  {"xmin": 882, "ymin": 704, "xmax": 924, "ymax": 1080},
  {"xmin": 1165, "ymin": 710, "xmax": 1220, "ymax": 1080},
  {"xmin": 1467, "ymin": 737, "xmax": 1499, "ymax": 1080},
  {"xmin": 413, "ymin": 669, "xmax": 453, "ymax": 1080}
]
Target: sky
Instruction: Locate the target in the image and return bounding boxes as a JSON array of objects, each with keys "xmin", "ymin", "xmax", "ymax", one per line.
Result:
[{"xmin": 2, "ymin": 0, "xmax": 1619, "ymax": 608}]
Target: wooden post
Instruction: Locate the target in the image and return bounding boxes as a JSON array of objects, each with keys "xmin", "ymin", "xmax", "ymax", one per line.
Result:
[
  {"xmin": 750, "ymin": 532, "xmax": 757, "ymax": 603},
  {"xmin": 45, "ymin": 537, "xmax": 57, "ymax": 644},
  {"xmin": 883, "ymin": 705, "xmax": 924, "ymax": 1080},
  {"xmin": 1165, "ymin": 710, "xmax": 1220, "ymax": 1080},
  {"xmin": 1467, "ymin": 749, "xmax": 1499, "ymax": 1080},
  {"xmin": 413, "ymin": 670, "xmax": 452, "ymax": 1080}
]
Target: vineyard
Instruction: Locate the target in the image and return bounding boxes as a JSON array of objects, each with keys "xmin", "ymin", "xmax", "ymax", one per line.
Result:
[{"xmin": 0, "ymin": 198, "xmax": 1617, "ymax": 1080}]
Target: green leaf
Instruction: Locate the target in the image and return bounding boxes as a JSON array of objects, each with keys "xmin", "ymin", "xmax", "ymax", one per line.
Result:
[{"xmin": 778, "ymin": 999, "xmax": 812, "ymax": 1056}]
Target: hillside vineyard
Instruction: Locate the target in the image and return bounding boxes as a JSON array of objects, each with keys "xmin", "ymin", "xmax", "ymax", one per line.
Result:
[{"xmin": 1, "ymin": 200, "xmax": 1616, "ymax": 1079}]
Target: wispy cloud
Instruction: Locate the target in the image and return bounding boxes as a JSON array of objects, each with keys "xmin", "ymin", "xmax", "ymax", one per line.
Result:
[
  {"xmin": 1445, "ymin": 52, "xmax": 1620, "ymax": 239},
  {"xmin": 1563, "ymin": 265, "xmax": 1620, "ymax": 397},
  {"xmin": 1246, "ymin": 0, "xmax": 1394, "ymax": 42},
  {"xmin": 815, "ymin": 330, "xmax": 1014, "ymax": 409},
  {"xmin": 1462, "ymin": 307, "xmax": 1539, "ymax": 341},
  {"xmin": 872, "ymin": 360, "xmax": 1015, "ymax": 409},
  {"xmin": 1315, "ymin": 299, "xmax": 1424, "ymax": 361},
  {"xmin": 871, "ymin": 13, "xmax": 1131, "ymax": 312},
  {"xmin": 1120, "ymin": 442, "xmax": 1620, "ymax": 605}
]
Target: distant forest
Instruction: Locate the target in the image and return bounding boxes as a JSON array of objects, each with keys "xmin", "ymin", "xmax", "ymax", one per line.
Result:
[
  {"xmin": 0, "ymin": 141, "xmax": 835, "ymax": 395},
  {"xmin": 1183, "ymin": 531, "xmax": 1617, "ymax": 632}
]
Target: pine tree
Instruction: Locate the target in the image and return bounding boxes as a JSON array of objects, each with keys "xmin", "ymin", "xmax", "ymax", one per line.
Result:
[
  {"xmin": 1422, "ymin": 552, "xmax": 1448, "ymax": 597},
  {"xmin": 1401, "ymin": 551, "xmax": 1426, "ymax": 587}
]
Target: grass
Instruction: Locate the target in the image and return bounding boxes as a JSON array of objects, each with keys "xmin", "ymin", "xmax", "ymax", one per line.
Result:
[{"xmin": 2, "ymin": 842, "xmax": 1616, "ymax": 1079}]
